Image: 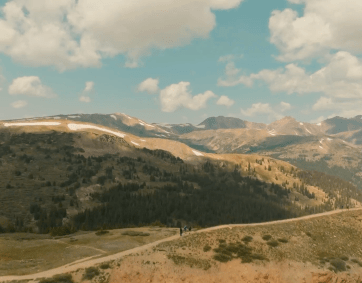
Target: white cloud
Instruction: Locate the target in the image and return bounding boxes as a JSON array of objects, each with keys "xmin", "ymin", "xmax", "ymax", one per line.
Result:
[
  {"xmin": 280, "ymin": 101, "xmax": 291, "ymax": 112},
  {"xmin": 84, "ymin": 81, "xmax": 94, "ymax": 92},
  {"xmin": 219, "ymin": 52, "xmax": 362, "ymax": 99},
  {"xmin": 137, "ymin": 78, "xmax": 159, "ymax": 94},
  {"xmin": 79, "ymin": 95, "xmax": 91, "ymax": 103},
  {"xmin": 310, "ymin": 116, "xmax": 325, "ymax": 124},
  {"xmin": 216, "ymin": 95, "xmax": 234, "ymax": 107},
  {"xmin": 0, "ymin": 0, "xmax": 244, "ymax": 71},
  {"xmin": 269, "ymin": 0, "xmax": 362, "ymax": 61},
  {"xmin": 8, "ymin": 76, "xmax": 56, "ymax": 98},
  {"xmin": 217, "ymin": 62, "xmax": 253, "ymax": 87},
  {"xmin": 11, "ymin": 100, "xmax": 27, "ymax": 108},
  {"xmin": 159, "ymin": 81, "xmax": 216, "ymax": 112},
  {"xmin": 240, "ymin": 103, "xmax": 283, "ymax": 120},
  {"xmin": 312, "ymin": 97, "xmax": 362, "ymax": 118}
]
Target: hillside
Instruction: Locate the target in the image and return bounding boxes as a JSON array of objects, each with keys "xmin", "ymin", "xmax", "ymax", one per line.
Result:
[
  {"xmin": 1, "ymin": 209, "xmax": 362, "ymax": 283},
  {"xmin": 1, "ymin": 119, "xmax": 361, "ymax": 235}
]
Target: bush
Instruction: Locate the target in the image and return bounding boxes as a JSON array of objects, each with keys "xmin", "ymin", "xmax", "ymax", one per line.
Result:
[
  {"xmin": 50, "ymin": 226, "xmax": 72, "ymax": 237},
  {"xmin": 305, "ymin": 232, "xmax": 312, "ymax": 237},
  {"xmin": 266, "ymin": 240, "xmax": 279, "ymax": 247},
  {"xmin": 122, "ymin": 231, "xmax": 150, "ymax": 236},
  {"xmin": 277, "ymin": 238, "xmax": 288, "ymax": 243},
  {"xmin": 99, "ymin": 263, "xmax": 110, "ymax": 269},
  {"xmin": 340, "ymin": 255, "xmax": 349, "ymax": 261},
  {"xmin": 95, "ymin": 230, "xmax": 109, "ymax": 236},
  {"xmin": 39, "ymin": 273, "xmax": 73, "ymax": 283},
  {"xmin": 83, "ymin": 267, "xmax": 100, "ymax": 280},
  {"xmin": 330, "ymin": 258, "xmax": 346, "ymax": 272},
  {"xmin": 241, "ymin": 236, "xmax": 253, "ymax": 243},
  {"xmin": 203, "ymin": 245, "xmax": 212, "ymax": 252},
  {"xmin": 262, "ymin": 235, "xmax": 272, "ymax": 241}
]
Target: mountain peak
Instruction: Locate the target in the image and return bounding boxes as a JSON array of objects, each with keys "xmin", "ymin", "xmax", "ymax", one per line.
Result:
[{"xmin": 198, "ymin": 116, "xmax": 247, "ymax": 130}]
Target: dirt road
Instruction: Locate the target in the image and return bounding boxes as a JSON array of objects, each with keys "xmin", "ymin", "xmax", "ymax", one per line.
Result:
[{"xmin": 1, "ymin": 207, "xmax": 361, "ymax": 282}]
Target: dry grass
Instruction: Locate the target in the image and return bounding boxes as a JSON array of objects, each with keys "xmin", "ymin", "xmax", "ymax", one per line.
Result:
[{"xmin": 0, "ymin": 227, "xmax": 177, "ymax": 276}]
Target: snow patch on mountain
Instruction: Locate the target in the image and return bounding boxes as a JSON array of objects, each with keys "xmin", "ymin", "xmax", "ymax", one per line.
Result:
[
  {"xmin": 110, "ymin": 115, "xmax": 117, "ymax": 120},
  {"xmin": 327, "ymin": 138, "xmax": 333, "ymax": 141},
  {"xmin": 140, "ymin": 139, "xmax": 146, "ymax": 142},
  {"xmin": 319, "ymin": 146, "xmax": 323, "ymax": 149},
  {"xmin": 68, "ymin": 116, "xmax": 81, "ymax": 118},
  {"xmin": 67, "ymin": 123, "xmax": 126, "ymax": 138},
  {"xmin": 316, "ymin": 123, "xmax": 321, "ymax": 126},
  {"xmin": 305, "ymin": 128, "xmax": 312, "ymax": 134},
  {"xmin": 4, "ymin": 122, "xmax": 61, "ymax": 127},
  {"xmin": 192, "ymin": 150, "xmax": 204, "ymax": 156},
  {"xmin": 131, "ymin": 141, "xmax": 139, "ymax": 146},
  {"xmin": 195, "ymin": 125, "xmax": 205, "ymax": 128},
  {"xmin": 300, "ymin": 122, "xmax": 303, "ymax": 125}
]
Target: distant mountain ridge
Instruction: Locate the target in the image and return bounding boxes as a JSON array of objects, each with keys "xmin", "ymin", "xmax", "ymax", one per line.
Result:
[{"xmin": 197, "ymin": 116, "xmax": 247, "ymax": 130}]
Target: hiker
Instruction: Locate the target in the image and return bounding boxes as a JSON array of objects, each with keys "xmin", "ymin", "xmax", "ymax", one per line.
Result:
[
  {"xmin": 341, "ymin": 205, "xmax": 344, "ymax": 209},
  {"xmin": 189, "ymin": 226, "xmax": 192, "ymax": 232},
  {"xmin": 184, "ymin": 225, "xmax": 187, "ymax": 232},
  {"xmin": 347, "ymin": 204, "xmax": 349, "ymax": 210},
  {"xmin": 180, "ymin": 228, "xmax": 182, "ymax": 236}
]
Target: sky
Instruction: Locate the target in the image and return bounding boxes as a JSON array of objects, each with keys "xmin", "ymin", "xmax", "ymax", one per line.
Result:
[{"xmin": 0, "ymin": 0, "xmax": 362, "ymax": 125}]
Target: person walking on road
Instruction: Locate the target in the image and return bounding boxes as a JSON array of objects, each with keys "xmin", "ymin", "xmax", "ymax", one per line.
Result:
[
  {"xmin": 189, "ymin": 226, "xmax": 192, "ymax": 232},
  {"xmin": 180, "ymin": 228, "xmax": 182, "ymax": 236}
]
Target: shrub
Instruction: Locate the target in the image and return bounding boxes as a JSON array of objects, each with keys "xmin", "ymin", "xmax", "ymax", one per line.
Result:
[
  {"xmin": 262, "ymin": 235, "xmax": 272, "ymax": 241},
  {"xmin": 95, "ymin": 230, "xmax": 109, "ymax": 236},
  {"xmin": 277, "ymin": 238, "xmax": 288, "ymax": 243},
  {"xmin": 330, "ymin": 258, "xmax": 346, "ymax": 272},
  {"xmin": 39, "ymin": 273, "xmax": 73, "ymax": 283},
  {"xmin": 203, "ymin": 245, "xmax": 212, "ymax": 252},
  {"xmin": 122, "ymin": 231, "xmax": 150, "ymax": 236},
  {"xmin": 99, "ymin": 263, "xmax": 110, "ymax": 269},
  {"xmin": 50, "ymin": 226, "xmax": 72, "ymax": 237},
  {"xmin": 241, "ymin": 236, "xmax": 253, "ymax": 243},
  {"xmin": 340, "ymin": 255, "xmax": 349, "ymax": 261},
  {"xmin": 83, "ymin": 267, "xmax": 100, "ymax": 280},
  {"xmin": 305, "ymin": 232, "xmax": 312, "ymax": 237},
  {"xmin": 266, "ymin": 240, "xmax": 279, "ymax": 247}
]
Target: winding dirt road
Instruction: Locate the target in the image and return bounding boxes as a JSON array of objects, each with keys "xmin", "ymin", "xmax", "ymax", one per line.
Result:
[{"xmin": 1, "ymin": 207, "xmax": 361, "ymax": 283}]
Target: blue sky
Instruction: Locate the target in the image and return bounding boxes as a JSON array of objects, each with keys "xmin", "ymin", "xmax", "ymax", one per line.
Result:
[{"xmin": 0, "ymin": 0, "xmax": 361, "ymax": 124}]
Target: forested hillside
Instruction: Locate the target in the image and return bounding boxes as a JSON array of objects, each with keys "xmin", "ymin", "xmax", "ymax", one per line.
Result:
[{"xmin": 0, "ymin": 129, "xmax": 359, "ymax": 236}]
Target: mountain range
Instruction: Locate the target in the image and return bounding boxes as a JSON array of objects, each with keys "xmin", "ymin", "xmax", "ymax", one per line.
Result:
[{"xmin": 6, "ymin": 113, "xmax": 362, "ymax": 188}]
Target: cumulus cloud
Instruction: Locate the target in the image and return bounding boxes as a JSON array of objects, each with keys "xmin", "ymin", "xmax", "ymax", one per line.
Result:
[
  {"xmin": 79, "ymin": 96, "xmax": 91, "ymax": 103},
  {"xmin": 218, "ymin": 51, "xmax": 362, "ymax": 99},
  {"xmin": 78, "ymin": 81, "xmax": 94, "ymax": 102},
  {"xmin": 240, "ymin": 103, "xmax": 283, "ymax": 120},
  {"xmin": 160, "ymin": 81, "xmax": 216, "ymax": 112},
  {"xmin": 279, "ymin": 101, "xmax": 291, "ymax": 112},
  {"xmin": 0, "ymin": 0, "xmax": 243, "ymax": 71},
  {"xmin": 8, "ymin": 76, "xmax": 56, "ymax": 98},
  {"xmin": 312, "ymin": 96, "xmax": 362, "ymax": 118},
  {"xmin": 217, "ymin": 62, "xmax": 253, "ymax": 87},
  {"xmin": 11, "ymin": 100, "xmax": 27, "ymax": 108},
  {"xmin": 137, "ymin": 78, "xmax": 159, "ymax": 94},
  {"xmin": 84, "ymin": 81, "xmax": 94, "ymax": 92},
  {"xmin": 216, "ymin": 95, "xmax": 234, "ymax": 107},
  {"xmin": 269, "ymin": 0, "xmax": 362, "ymax": 61}
]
